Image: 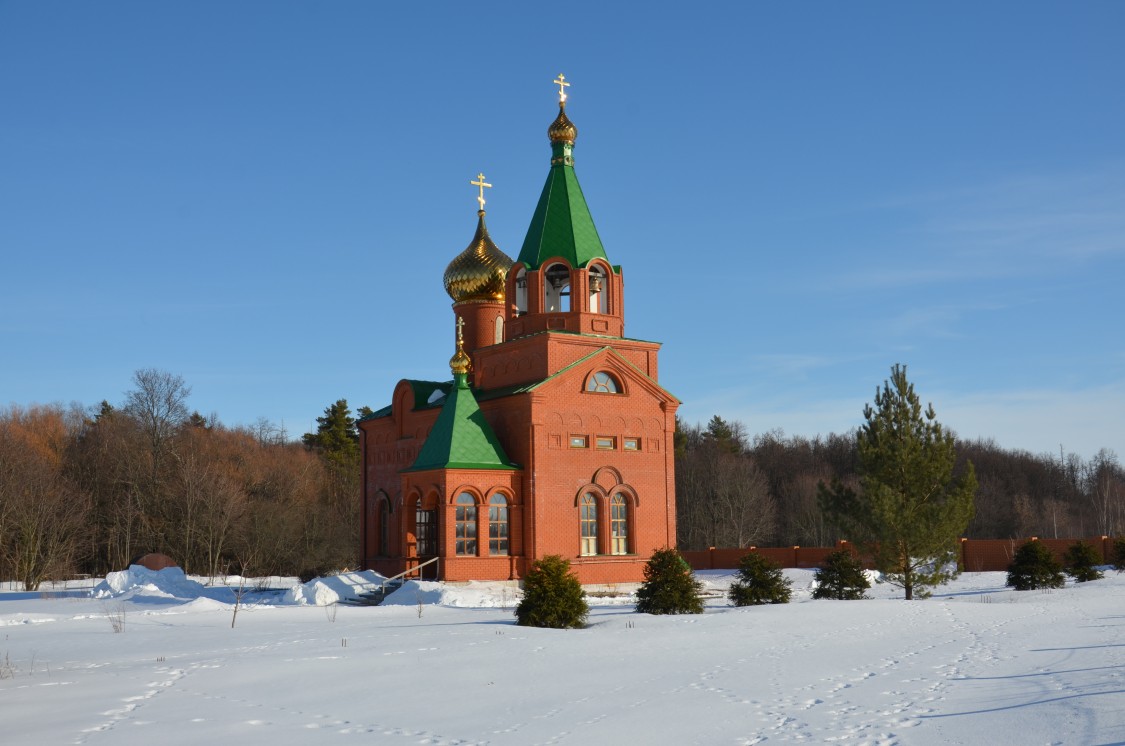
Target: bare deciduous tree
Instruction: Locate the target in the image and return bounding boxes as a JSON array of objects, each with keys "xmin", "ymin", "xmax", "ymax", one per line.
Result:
[{"xmin": 0, "ymin": 405, "xmax": 92, "ymax": 589}]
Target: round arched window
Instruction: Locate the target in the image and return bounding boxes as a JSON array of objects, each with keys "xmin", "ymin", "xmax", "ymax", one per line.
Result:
[{"xmin": 586, "ymin": 371, "xmax": 620, "ymax": 394}]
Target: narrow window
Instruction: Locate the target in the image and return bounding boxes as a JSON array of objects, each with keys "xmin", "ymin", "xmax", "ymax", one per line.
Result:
[
  {"xmin": 569, "ymin": 434, "xmax": 589, "ymax": 448},
  {"xmin": 580, "ymin": 493, "xmax": 598, "ymax": 556},
  {"xmin": 611, "ymin": 493, "xmax": 628, "ymax": 555},
  {"xmin": 494, "ymin": 314, "xmax": 504, "ymax": 344},
  {"xmin": 514, "ymin": 268, "xmax": 528, "ymax": 315},
  {"xmin": 623, "ymin": 437, "xmax": 641, "ymax": 452},
  {"xmin": 596, "ymin": 436, "xmax": 616, "ymax": 450},
  {"xmin": 586, "ymin": 371, "xmax": 619, "ymax": 393},
  {"xmin": 378, "ymin": 497, "xmax": 390, "ymax": 556},
  {"xmin": 455, "ymin": 493, "xmax": 477, "ymax": 556},
  {"xmin": 489, "ymin": 494, "xmax": 509, "ymax": 556}
]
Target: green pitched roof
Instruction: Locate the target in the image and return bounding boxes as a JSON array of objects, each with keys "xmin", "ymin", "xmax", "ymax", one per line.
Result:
[
  {"xmin": 517, "ymin": 141, "xmax": 609, "ymax": 270},
  {"xmin": 405, "ymin": 373, "xmax": 519, "ymax": 472},
  {"xmin": 358, "ymin": 380, "xmax": 453, "ymax": 422}
]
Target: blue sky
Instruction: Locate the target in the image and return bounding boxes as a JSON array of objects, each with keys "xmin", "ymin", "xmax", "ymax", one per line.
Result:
[{"xmin": 2, "ymin": 2, "xmax": 1123, "ymax": 460}]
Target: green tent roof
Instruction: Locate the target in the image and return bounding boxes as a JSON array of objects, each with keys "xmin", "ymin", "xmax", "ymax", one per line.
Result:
[
  {"xmin": 516, "ymin": 140, "xmax": 609, "ymax": 270},
  {"xmin": 405, "ymin": 373, "xmax": 519, "ymax": 472}
]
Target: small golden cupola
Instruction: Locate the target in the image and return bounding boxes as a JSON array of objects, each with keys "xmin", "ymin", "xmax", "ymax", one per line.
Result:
[
  {"xmin": 449, "ymin": 316, "xmax": 472, "ymax": 377},
  {"xmin": 443, "ymin": 173, "xmax": 514, "ymax": 305},
  {"xmin": 548, "ymin": 73, "xmax": 577, "ymax": 145}
]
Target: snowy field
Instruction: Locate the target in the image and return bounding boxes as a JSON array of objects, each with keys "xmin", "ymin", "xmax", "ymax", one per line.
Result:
[{"xmin": 2, "ymin": 567, "xmax": 1124, "ymax": 745}]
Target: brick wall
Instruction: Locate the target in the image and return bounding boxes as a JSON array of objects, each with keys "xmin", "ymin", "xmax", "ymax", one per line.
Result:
[{"xmin": 683, "ymin": 538, "xmax": 1118, "ymax": 573}]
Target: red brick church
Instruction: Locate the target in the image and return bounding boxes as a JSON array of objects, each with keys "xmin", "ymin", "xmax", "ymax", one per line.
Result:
[{"xmin": 358, "ymin": 78, "xmax": 679, "ymax": 583}]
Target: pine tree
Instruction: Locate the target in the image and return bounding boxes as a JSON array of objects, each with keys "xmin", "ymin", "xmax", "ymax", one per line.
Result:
[
  {"xmin": 1006, "ymin": 540, "xmax": 1065, "ymax": 590},
  {"xmin": 635, "ymin": 548, "xmax": 705, "ymax": 615},
  {"xmin": 819, "ymin": 365, "xmax": 977, "ymax": 600},
  {"xmin": 729, "ymin": 552, "xmax": 792, "ymax": 606},
  {"xmin": 1063, "ymin": 541, "xmax": 1103, "ymax": 582},
  {"xmin": 302, "ymin": 399, "xmax": 359, "ymax": 461},
  {"xmin": 1114, "ymin": 537, "xmax": 1125, "ymax": 573},
  {"xmin": 812, "ymin": 549, "xmax": 870, "ymax": 600},
  {"xmin": 515, "ymin": 555, "xmax": 588, "ymax": 628}
]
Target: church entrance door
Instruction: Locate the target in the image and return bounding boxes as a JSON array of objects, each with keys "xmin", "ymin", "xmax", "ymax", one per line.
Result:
[{"xmin": 415, "ymin": 508, "xmax": 438, "ymax": 578}]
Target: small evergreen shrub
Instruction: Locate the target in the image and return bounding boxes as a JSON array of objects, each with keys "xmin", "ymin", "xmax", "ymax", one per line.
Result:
[
  {"xmin": 1006, "ymin": 540, "xmax": 1065, "ymax": 591},
  {"xmin": 812, "ymin": 550, "xmax": 870, "ymax": 600},
  {"xmin": 635, "ymin": 548, "xmax": 704, "ymax": 615},
  {"xmin": 729, "ymin": 552, "xmax": 792, "ymax": 606},
  {"xmin": 515, "ymin": 555, "xmax": 588, "ymax": 628},
  {"xmin": 1113, "ymin": 537, "xmax": 1125, "ymax": 573},
  {"xmin": 1063, "ymin": 541, "xmax": 1104, "ymax": 582}
]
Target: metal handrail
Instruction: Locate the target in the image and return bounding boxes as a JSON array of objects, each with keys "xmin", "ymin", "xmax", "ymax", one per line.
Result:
[{"xmin": 380, "ymin": 556, "xmax": 440, "ymax": 596}]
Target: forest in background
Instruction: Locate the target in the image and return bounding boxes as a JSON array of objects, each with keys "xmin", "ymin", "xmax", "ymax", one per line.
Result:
[
  {"xmin": 675, "ymin": 415, "xmax": 1125, "ymax": 552},
  {"xmin": 0, "ymin": 370, "xmax": 360, "ymax": 590},
  {"xmin": 2, "ymin": 369, "xmax": 1124, "ymax": 589}
]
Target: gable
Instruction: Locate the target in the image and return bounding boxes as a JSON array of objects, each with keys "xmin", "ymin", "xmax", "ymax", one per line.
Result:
[{"xmin": 533, "ymin": 346, "xmax": 679, "ymax": 407}]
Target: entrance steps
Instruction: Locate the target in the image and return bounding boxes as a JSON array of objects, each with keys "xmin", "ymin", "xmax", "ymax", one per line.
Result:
[{"xmin": 340, "ymin": 578, "xmax": 405, "ymax": 606}]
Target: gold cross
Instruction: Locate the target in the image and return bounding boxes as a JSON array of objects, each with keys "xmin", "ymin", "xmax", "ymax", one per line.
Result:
[
  {"xmin": 553, "ymin": 73, "xmax": 570, "ymax": 103},
  {"xmin": 470, "ymin": 172, "xmax": 491, "ymax": 210},
  {"xmin": 455, "ymin": 315, "xmax": 465, "ymax": 344}
]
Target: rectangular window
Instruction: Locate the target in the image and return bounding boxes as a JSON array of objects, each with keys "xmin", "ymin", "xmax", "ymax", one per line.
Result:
[
  {"xmin": 595, "ymin": 436, "xmax": 616, "ymax": 450},
  {"xmin": 623, "ymin": 437, "xmax": 641, "ymax": 451},
  {"xmin": 570, "ymin": 435, "xmax": 589, "ymax": 448}
]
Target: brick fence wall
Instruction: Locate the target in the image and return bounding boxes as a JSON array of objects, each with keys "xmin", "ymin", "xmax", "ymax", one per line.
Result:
[{"xmin": 683, "ymin": 537, "xmax": 1119, "ymax": 573}]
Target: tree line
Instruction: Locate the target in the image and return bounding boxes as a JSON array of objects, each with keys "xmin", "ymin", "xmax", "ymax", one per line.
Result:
[
  {"xmin": 0, "ymin": 369, "xmax": 363, "ymax": 590},
  {"xmin": 676, "ymin": 415, "xmax": 1125, "ymax": 552},
  {"xmin": 4, "ymin": 366, "xmax": 1124, "ymax": 590}
]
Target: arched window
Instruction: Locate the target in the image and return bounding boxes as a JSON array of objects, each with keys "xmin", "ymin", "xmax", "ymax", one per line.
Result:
[
  {"xmin": 610, "ymin": 493, "xmax": 629, "ymax": 555},
  {"xmin": 514, "ymin": 267, "xmax": 528, "ymax": 315},
  {"xmin": 544, "ymin": 263, "xmax": 571, "ymax": 312},
  {"xmin": 488, "ymin": 494, "xmax": 509, "ymax": 556},
  {"xmin": 586, "ymin": 371, "xmax": 620, "ymax": 393},
  {"xmin": 455, "ymin": 493, "xmax": 477, "ymax": 556},
  {"xmin": 589, "ymin": 265, "xmax": 607, "ymax": 314},
  {"xmin": 494, "ymin": 314, "xmax": 504, "ymax": 344},
  {"xmin": 580, "ymin": 493, "xmax": 598, "ymax": 556},
  {"xmin": 378, "ymin": 497, "xmax": 390, "ymax": 556}
]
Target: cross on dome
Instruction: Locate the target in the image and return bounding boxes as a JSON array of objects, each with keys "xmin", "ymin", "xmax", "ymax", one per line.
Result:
[
  {"xmin": 553, "ymin": 73, "xmax": 570, "ymax": 103},
  {"xmin": 470, "ymin": 173, "xmax": 492, "ymax": 211}
]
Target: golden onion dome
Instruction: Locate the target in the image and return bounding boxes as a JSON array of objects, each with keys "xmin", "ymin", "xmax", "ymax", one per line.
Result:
[
  {"xmin": 443, "ymin": 211, "xmax": 514, "ymax": 304},
  {"xmin": 449, "ymin": 345, "xmax": 472, "ymax": 376},
  {"xmin": 548, "ymin": 103, "xmax": 577, "ymax": 144}
]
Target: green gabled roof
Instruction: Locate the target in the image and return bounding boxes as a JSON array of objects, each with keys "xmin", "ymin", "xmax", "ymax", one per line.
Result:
[
  {"xmin": 404, "ymin": 373, "xmax": 520, "ymax": 472},
  {"xmin": 517, "ymin": 144, "xmax": 609, "ymax": 270},
  {"xmin": 407, "ymin": 380, "xmax": 452, "ymax": 410},
  {"xmin": 357, "ymin": 380, "xmax": 453, "ymax": 422}
]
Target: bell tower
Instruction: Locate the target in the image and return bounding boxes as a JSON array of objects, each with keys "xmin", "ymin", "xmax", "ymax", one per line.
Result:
[{"xmin": 505, "ymin": 75, "xmax": 624, "ymax": 340}]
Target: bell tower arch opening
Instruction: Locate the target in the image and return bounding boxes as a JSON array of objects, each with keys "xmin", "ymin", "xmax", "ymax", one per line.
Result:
[{"xmin": 544, "ymin": 262, "xmax": 571, "ymax": 312}]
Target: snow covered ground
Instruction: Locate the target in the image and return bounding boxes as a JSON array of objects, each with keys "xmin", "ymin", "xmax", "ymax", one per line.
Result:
[{"xmin": 2, "ymin": 567, "xmax": 1124, "ymax": 745}]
